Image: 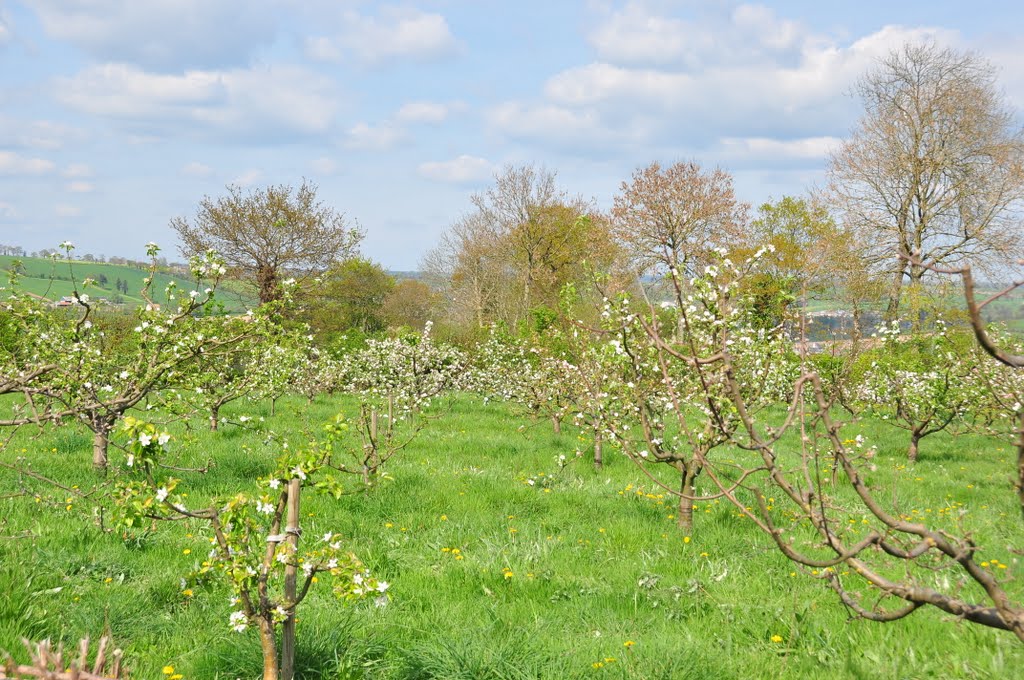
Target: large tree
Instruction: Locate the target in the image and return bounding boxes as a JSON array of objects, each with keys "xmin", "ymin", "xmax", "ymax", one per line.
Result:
[
  {"xmin": 828, "ymin": 42, "xmax": 1024, "ymax": 319},
  {"xmin": 612, "ymin": 161, "xmax": 747, "ymax": 278},
  {"xmin": 308, "ymin": 257, "xmax": 395, "ymax": 336},
  {"xmin": 425, "ymin": 165, "xmax": 619, "ymax": 332},
  {"xmin": 172, "ymin": 181, "xmax": 363, "ymax": 305}
]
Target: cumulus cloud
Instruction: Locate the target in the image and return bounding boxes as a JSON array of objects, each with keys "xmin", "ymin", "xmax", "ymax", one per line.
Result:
[
  {"xmin": 492, "ymin": 2, "xmax": 961, "ymax": 158},
  {"xmin": 55, "ymin": 63, "xmax": 340, "ymax": 142},
  {"xmin": 231, "ymin": 168, "xmax": 262, "ymax": 186},
  {"xmin": 23, "ymin": 0, "xmax": 279, "ymax": 70},
  {"xmin": 395, "ymin": 100, "xmax": 466, "ymax": 124},
  {"xmin": 418, "ymin": 155, "xmax": 494, "ymax": 183},
  {"xmin": 344, "ymin": 121, "xmax": 408, "ymax": 151},
  {"xmin": 306, "ymin": 7, "xmax": 459, "ymax": 65},
  {"xmin": 0, "ymin": 151, "xmax": 56, "ymax": 175},
  {"xmin": 487, "ymin": 101, "xmax": 649, "ymax": 153},
  {"xmin": 713, "ymin": 136, "xmax": 845, "ymax": 170}
]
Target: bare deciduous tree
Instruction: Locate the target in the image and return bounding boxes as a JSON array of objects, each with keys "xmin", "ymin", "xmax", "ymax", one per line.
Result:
[
  {"xmin": 425, "ymin": 165, "xmax": 616, "ymax": 332},
  {"xmin": 828, "ymin": 42, "xmax": 1024, "ymax": 319},
  {"xmin": 172, "ymin": 181, "xmax": 363, "ymax": 305},
  {"xmin": 612, "ymin": 161, "xmax": 748, "ymax": 278}
]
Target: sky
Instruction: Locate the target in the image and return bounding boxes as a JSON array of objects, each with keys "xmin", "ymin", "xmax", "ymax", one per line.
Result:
[{"xmin": 2, "ymin": 1, "xmax": 1024, "ymax": 270}]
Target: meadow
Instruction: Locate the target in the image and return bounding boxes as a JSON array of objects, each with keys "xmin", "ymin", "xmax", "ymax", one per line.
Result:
[
  {"xmin": 0, "ymin": 256, "xmax": 250, "ymax": 312},
  {"xmin": 1, "ymin": 393, "xmax": 1021, "ymax": 679}
]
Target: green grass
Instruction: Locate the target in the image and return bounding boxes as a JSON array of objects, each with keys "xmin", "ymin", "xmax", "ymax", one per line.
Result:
[
  {"xmin": 1, "ymin": 395, "xmax": 1022, "ymax": 679},
  {"xmin": 0, "ymin": 255, "xmax": 251, "ymax": 311}
]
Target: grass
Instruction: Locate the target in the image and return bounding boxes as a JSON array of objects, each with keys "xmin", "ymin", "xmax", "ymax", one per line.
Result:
[
  {"xmin": 0, "ymin": 394, "xmax": 1022, "ymax": 679},
  {"xmin": 0, "ymin": 255, "xmax": 251, "ymax": 312}
]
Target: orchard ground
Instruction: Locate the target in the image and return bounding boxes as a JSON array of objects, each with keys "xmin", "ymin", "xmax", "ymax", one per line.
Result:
[{"xmin": 1, "ymin": 393, "xmax": 1021, "ymax": 679}]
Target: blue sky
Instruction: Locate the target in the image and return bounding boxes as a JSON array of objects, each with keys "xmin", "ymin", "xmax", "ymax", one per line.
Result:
[{"xmin": 2, "ymin": 1, "xmax": 1023, "ymax": 270}]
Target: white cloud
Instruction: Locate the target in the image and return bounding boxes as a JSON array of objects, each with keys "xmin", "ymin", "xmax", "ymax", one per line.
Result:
[
  {"xmin": 62, "ymin": 163, "xmax": 94, "ymax": 178},
  {"xmin": 418, "ymin": 155, "xmax": 494, "ymax": 184},
  {"xmin": 0, "ymin": 151, "xmax": 56, "ymax": 175},
  {"xmin": 0, "ymin": 8, "xmax": 11, "ymax": 46},
  {"xmin": 23, "ymin": 0, "xmax": 279, "ymax": 70},
  {"xmin": 67, "ymin": 181, "xmax": 95, "ymax": 193},
  {"xmin": 55, "ymin": 63, "xmax": 340, "ymax": 141},
  {"xmin": 309, "ymin": 157, "xmax": 338, "ymax": 175},
  {"xmin": 493, "ymin": 7, "xmax": 961, "ymax": 155},
  {"xmin": 181, "ymin": 161, "xmax": 214, "ymax": 178},
  {"xmin": 231, "ymin": 169, "xmax": 262, "ymax": 186},
  {"xmin": 304, "ymin": 36, "xmax": 343, "ymax": 63},
  {"xmin": 307, "ymin": 7, "xmax": 459, "ymax": 65},
  {"xmin": 344, "ymin": 122, "xmax": 408, "ymax": 151},
  {"xmin": 395, "ymin": 100, "xmax": 465, "ymax": 124},
  {"xmin": 718, "ymin": 136, "xmax": 843, "ymax": 162},
  {"xmin": 587, "ymin": 3, "xmax": 707, "ymax": 67},
  {"xmin": 0, "ymin": 117, "xmax": 82, "ymax": 150},
  {"xmin": 55, "ymin": 204, "xmax": 82, "ymax": 218},
  {"xmin": 0, "ymin": 202, "xmax": 16, "ymax": 219},
  {"xmin": 487, "ymin": 101, "xmax": 648, "ymax": 152}
]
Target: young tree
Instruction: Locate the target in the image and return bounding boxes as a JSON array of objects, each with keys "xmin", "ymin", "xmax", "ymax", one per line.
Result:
[
  {"xmin": 828, "ymin": 42, "xmax": 1024, "ymax": 319},
  {"xmin": 856, "ymin": 321, "xmax": 981, "ymax": 462},
  {"xmin": 171, "ymin": 181, "xmax": 363, "ymax": 304}
]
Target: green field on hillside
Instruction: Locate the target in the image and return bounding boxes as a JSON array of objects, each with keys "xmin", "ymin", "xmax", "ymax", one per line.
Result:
[
  {"xmin": 0, "ymin": 255, "xmax": 251, "ymax": 312},
  {"xmin": 0, "ymin": 394, "xmax": 1021, "ymax": 679}
]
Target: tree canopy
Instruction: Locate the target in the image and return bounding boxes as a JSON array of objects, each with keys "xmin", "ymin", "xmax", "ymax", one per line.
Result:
[{"xmin": 171, "ymin": 181, "xmax": 363, "ymax": 305}]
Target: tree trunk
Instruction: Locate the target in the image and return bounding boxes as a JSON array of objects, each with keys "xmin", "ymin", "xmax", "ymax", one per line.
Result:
[
  {"xmin": 850, "ymin": 305, "xmax": 863, "ymax": 355},
  {"xmin": 551, "ymin": 415, "xmax": 561, "ymax": 435},
  {"xmin": 92, "ymin": 428, "xmax": 109, "ymax": 474},
  {"xmin": 270, "ymin": 397, "xmax": 277, "ymax": 416},
  {"xmin": 593, "ymin": 427, "xmax": 603, "ymax": 471},
  {"xmin": 281, "ymin": 479, "xmax": 301, "ymax": 680},
  {"xmin": 677, "ymin": 463, "xmax": 697, "ymax": 533},
  {"xmin": 210, "ymin": 405, "xmax": 220, "ymax": 431},
  {"xmin": 1016, "ymin": 411, "xmax": 1024, "ymax": 522},
  {"xmin": 370, "ymin": 408, "xmax": 378, "ymax": 441},
  {"xmin": 258, "ymin": 617, "xmax": 279, "ymax": 680},
  {"xmin": 885, "ymin": 265, "xmax": 905, "ymax": 322},
  {"xmin": 908, "ymin": 429, "xmax": 922, "ymax": 464}
]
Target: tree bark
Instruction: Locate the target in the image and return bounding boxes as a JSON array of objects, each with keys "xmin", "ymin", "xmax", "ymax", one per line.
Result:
[
  {"xmin": 258, "ymin": 617, "xmax": 279, "ymax": 680},
  {"xmin": 92, "ymin": 428, "xmax": 109, "ymax": 474},
  {"xmin": 885, "ymin": 266, "xmax": 905, "ymax": 322},
  {"xmin": 908, "ymin": 429, "xmax": 922, "ymax": 463},
  {"xmin": 593, "ymin": 427, "xmax": 603, "ymax": 470},
  {"xmin": 210, "ymin": 405, "xmax": 220, "ymax": 431},
  {"xmin": 551, "ymin": 415, "xmax": 561, "ymax": 435},
  {"xmin": 677, "ymin": 463, "xmax": 697, "ymax": 533},
  {"xmin": 281, "ymin": 479, "xmax": 301, "ymax": 680}
]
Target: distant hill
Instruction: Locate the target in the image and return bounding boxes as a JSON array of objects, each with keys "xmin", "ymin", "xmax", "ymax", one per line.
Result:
[{"xmin": 0, "ymin": 255, "xmax": 251, "ymax": 312}]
